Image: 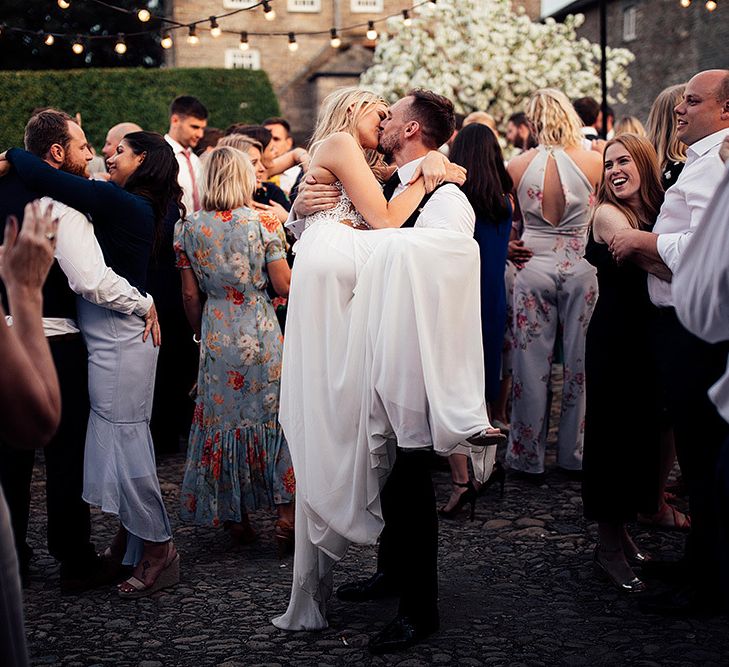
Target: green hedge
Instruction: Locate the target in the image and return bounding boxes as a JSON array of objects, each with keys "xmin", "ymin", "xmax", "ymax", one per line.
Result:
[{"xmin": 0, "ymin": 68, "xmax": 280, "ymax": 150}]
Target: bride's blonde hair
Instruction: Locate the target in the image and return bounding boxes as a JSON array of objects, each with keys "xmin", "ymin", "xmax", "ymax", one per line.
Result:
[
  {"xmin": 308, "ymin": 86, "xmax": 387, "ymax": 169},
  {"xmin": 526, "ymin": 88, "xmax": 584, "ymax": 149}
]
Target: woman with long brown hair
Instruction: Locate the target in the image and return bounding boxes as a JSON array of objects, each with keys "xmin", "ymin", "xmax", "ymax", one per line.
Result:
[{"xmin": 582, "ymin": 134, "xmax": 666, "ymax": 593}]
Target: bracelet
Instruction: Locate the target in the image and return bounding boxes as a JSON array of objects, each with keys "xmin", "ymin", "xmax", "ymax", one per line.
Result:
[{"xmin": 193, "ymin": 333, "xmax": 201, "ymax": 344}]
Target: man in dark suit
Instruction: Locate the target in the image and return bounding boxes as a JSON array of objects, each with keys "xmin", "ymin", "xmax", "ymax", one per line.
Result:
[{"xmin": 0, "ymin": 110, "xmax": 155, "ymax": 592}]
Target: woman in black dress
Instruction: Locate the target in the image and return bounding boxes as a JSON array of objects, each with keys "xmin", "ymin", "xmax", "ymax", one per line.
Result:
[{"xmin": 582, "ymin": 134, "xmax": 666, "ymax": 593}]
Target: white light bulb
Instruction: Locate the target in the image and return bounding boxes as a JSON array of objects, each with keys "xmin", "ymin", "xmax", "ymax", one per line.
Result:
[
  {"xmin": 161, "ymin": 34, "xmax": 173, "ymax": 49},
  {"xmin": 137, "ymin": 8, "xmax": 151, "ymax": 22},
  {"xmin": 264, "ymin": 9, "xmax": 276, "ymax": 20},
  {"xmin": 72, "ymin": 41, "xmax": 84, "ymax": 54},
  {"xmin": 44, "ymin": 34, "xmax": 55, "ymax": 46},
  {"xmin": 705, "ymin": 0, "xmax": 717, "ymax": 10},
  {"xmin": 366, "ymin": 22, "xmax": 377, "ymax": 40},
  {"xmin": 58, "ymin": 0, "xmax": 70, "ymax": 9}
]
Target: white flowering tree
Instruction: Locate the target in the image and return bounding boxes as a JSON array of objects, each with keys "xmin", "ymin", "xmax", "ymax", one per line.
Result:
[{"xmin": 360, "ymin": 0, "xmax": 634, "ymax": 129}]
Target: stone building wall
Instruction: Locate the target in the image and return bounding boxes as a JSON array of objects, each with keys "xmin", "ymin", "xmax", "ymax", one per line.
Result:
[{"xmin": 562, "ymin": 0, "xmax": 727, "ymax": 122}]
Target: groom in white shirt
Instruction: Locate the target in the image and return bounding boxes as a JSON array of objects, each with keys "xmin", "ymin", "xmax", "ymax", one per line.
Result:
[
  {"xmin": 611, "ymin": 69, "xmax": 729, "ymax": 617},
  {"xmin": 296, "ymin": 89, "xmax": 473, "ymax": 653}
]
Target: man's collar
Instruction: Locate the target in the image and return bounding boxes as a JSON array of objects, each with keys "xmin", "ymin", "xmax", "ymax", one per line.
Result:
[
  {"xmin": 687, "ymin": 127, "xmax": 729, "ymax": 159},
  {"xmin": 395, "ymin": 156, "xmax": 426, "ymax": 185},
  {"xmin": 164, "ymin": 133, "xmax": 186, "ymax": 154},
  {"xmin": 581, "ymin": 126, "xmax": 598, "ymax": 136}
]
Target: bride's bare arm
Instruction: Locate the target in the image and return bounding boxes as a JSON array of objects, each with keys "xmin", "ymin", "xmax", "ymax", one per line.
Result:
[{"xmin": 313, "ymin": 133, "xmax": 426, "ymax": 229}]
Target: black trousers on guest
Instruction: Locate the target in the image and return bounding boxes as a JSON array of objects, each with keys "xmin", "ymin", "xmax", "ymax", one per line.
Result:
[
  {"xmin": 0, "ymin": 335, "xmax": 96, "ymax": 574},
  {"xmin": 377, "ymin": 448, "xmax": 439, "ymax": 624},
  {"xmin": 653, "ymin": 308, "xmax": 729, "ymax": 597}
]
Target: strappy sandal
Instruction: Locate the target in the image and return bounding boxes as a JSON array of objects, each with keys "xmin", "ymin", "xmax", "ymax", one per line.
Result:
[
  {"xmin": 118, "ymin": 543, "xmax": 180, "ymax": 599},
  {"xmin": 638, "ymin": 504, "xmax": 691, "ymax": 532}
]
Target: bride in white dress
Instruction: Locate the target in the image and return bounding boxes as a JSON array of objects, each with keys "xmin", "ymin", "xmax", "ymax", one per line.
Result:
[{"xmin": 273, "ymin": 88, "xmax": 501, "ymax": 631}]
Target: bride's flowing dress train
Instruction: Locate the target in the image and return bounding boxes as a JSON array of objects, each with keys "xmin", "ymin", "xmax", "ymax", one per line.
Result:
[{"xmin": 273, "ymin": 184, "xmax": 491, "ymax": 630}]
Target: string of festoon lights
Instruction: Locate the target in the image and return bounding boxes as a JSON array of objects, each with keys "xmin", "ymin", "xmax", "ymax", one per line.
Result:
[
  {"xmin": 678, "ymin": 0, "xmax": 719, "ymax": 9},
  {"xmin": 0, "ymin": 0, "xmax": 441, "ymax": 57}
]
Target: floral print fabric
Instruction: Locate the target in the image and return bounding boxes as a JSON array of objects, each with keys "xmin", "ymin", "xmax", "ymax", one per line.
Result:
[{"xmin": 174, "ymin": 207, "xmax": 295, "ymax": 526}]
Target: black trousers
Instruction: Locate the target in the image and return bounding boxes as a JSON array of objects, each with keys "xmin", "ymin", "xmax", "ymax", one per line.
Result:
[
  {"xmin": 377, "ymin": 448, "xmax": 439, "ymax": 623},
  {"xmin": 654, "ymin": 308, "xmax": 729, "ymax": 596},
  {"xmin": 0, "ymin": 335, "xmax": 95, "ymax": 571}
]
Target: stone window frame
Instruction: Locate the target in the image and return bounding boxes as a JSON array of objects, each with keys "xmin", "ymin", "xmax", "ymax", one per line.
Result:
[
  {"xmin": 224, "ymin": 48, "xmax": 262, "ymax": 70},
  {"xmin": 288, "ymin": 0, "xmax": 321, "ymax": 11},
  {"xmin": 622, "ymin": 5, "xmax": 637, "ymax": 42},
  {"xmin": 351, "ymin": 0, "xmax": 384, "ymax": 12}
]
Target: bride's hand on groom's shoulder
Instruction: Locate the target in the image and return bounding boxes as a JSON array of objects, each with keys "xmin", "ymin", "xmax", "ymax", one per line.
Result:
[
  {"xmin": 410, "ymin": 150, "xmax": 467, "ymax": 192},
  {"xmin": 293, "ymin": 175, "xmax": 342, "ymax": 217}
]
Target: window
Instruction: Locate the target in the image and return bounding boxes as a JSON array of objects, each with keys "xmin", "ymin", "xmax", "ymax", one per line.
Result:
[
  {"xmin": 223, "ymin": 0, "xmax": 258, "ymax": 8},
  {"xmin": 288, "ymin": 0, "xmax": 321, "ymax": 10},
  {"xmin": 351, "ymin": 0, "xmax": 384, "ymax": 12},
  {"xmin": 622, "ymin": 6, "xmax": 637, "ymax": 42},
  {"xmin": 225, "ymin": 49, "xmax": 261, "ymax": 70}
]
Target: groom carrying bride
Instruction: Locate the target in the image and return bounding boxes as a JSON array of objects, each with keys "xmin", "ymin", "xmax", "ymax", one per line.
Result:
[{"xmin": 293, "ymin": 89, "xmax": 490, "ymax": 654}]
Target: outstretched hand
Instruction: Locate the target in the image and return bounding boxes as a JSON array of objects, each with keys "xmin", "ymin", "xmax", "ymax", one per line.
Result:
[
  {"xmin": 0, "ymin": 200, "xmax": 58, "ymax": 292},
  {"xmin": 409, "ymin": 150, "xmax": 467, "ymax": 192}
]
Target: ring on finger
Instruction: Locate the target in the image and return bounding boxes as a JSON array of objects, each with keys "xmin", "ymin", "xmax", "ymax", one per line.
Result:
[{"xmin": 45, "ymin": 232, "xmax": 56, "ymax": 241}]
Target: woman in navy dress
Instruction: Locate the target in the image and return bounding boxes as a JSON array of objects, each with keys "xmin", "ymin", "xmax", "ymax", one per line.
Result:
[{"xmin": 439, "ymin": 123, "xmax": 513, "ymax": 517}]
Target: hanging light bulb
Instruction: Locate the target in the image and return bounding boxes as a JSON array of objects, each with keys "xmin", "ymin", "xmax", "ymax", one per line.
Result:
[
  {"xmin": 680, "ymin": 0, "xmax": 691, "ymax": 6},
  {"xmin": 402, "ymin": 10, "xmax": 412, "ymax": 26},
  {"xmin": 366, "ymin": 21, "xmax": 377, "ymax": 41},
  {"xmin": 161, "ymin": 32, "xmax": 173, "ymax": 49},
  {"xmin": 44, "ymin": 33, "xmax": 55, "ymax": 46},
  {"xmin": 114, "ymin": 33, "xmax": 127, "ymax": 54},
  {"xmin": 209, "ymin": 17, "xmax": 221, "ymax": 38},
  {"xmin": 187, "ymin": 25, "xmax": 199, "ymax": 45},
  {"xmin": 137, "ymin": 8, "xmax": 151, "ymax": 22},
  {"xmin": 288, "ymin": 32, "xmax": 298, "ymax": 52},
  {"xmin": 57, "ymin": 0, "xmax": 71, "ymax": 9},
  {"xmin": 705, "ymin": 0, "xmax": 717, "ymax": 9},
  {"xmin": 263, "ymin": 1, "xmax": 276, "ymax": 20},
  {"xmin": 71, "ymin": 36, "xmax": 84, "ymax": 54},
  {"xmin": 329, "ymin": 28, "xmax": 341, "ymax": 48},
  {"xmin": 239, "ymin": 31, "xmax": 249, "ymax": 51}
]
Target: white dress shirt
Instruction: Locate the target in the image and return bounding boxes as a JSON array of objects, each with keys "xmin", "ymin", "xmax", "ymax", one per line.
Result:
[
  {"xmin": 40, "ymin": 197, "xmax": 153, "ymax": 337},
  {"xmin": 165, "ymin": 133, "xmax": 203, "ymax": 215},
  {"xmin": 673, "ymin": 164, "xmax": 729, "ymax": 422},
  {"xmin": 392, "ymin": 157, "xmax": 476, "ymax": 235},
  {"xmin": 648, "ymin": 128, "xmax": 729, "ymax": 307}
]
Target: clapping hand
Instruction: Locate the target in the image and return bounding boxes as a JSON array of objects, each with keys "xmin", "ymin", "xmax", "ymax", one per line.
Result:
[{"xmin": 0, "ymin": 200, "xmax": 58, "ymax": 293}]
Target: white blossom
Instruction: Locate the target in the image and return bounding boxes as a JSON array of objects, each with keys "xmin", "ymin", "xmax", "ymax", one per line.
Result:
[{"xmin": 360, "ymin": 0, "xmax": 634, "ymax": 129}]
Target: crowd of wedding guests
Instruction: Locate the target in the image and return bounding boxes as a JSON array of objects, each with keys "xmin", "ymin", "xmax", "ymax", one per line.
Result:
[{"xmin": 1, "ymin": 67, "xmax": 728, "ymax": 662}]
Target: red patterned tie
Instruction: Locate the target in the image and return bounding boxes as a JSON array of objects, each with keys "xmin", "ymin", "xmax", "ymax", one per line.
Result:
[{"xmin": 182, "ymin": 148, "xmax": 201, "ymax": 212}]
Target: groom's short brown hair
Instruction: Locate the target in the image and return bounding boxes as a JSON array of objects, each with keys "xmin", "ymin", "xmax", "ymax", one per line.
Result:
[
  {"xmin": 24, "ymin": 109, "xmax": 74, "ymax": 159},
  {"xmin": 405, "ymin": 89, "xmax": 456, "ymax": 149}
]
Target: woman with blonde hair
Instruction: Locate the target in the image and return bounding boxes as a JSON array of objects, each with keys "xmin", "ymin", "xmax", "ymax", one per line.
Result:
[
  {"xmin": 505, "ymin": 88, "xmax": 602, "ymax": 479},
  {"xmin": 646, "ymin": 83, "xmax": 688, "ymax": 189},
  {"xmin": 614, "ymin": 115, "xmax": 647, "ymax": 138},
  {"xmin": 273, "ymin": 86, "xmax": 502, "ymax": 634},
  {"xmin": 582, "ymin": 134, "xmax": 668, "ymax": 592},
  {"xmin": 175, "ymin": 146, "xmax": 296, "ymax": 552}
]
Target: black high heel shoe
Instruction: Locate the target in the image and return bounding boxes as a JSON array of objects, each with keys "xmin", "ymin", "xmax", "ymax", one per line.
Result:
[
  {"xmin": 477, "ymin": 461, "xmax": 506, "ymax": 498},
  {"xmin": 592, "ymin": 546, "xmax": 646, "ymax": 594},
  {"xmin": 439, "ymin": 481, "xmax": 478, "ymax": 520}
]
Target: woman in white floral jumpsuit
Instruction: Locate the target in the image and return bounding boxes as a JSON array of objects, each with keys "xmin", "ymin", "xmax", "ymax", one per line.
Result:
[{"xmin": 505, "ymin": 89, "xmax": 602, "ymax": 475}]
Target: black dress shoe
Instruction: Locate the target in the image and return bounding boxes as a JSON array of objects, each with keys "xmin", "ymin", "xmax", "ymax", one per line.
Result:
[
  {"xmin": 60, "ymin": 554, "xmax": 127, "ymax": 595},
  {"xmin": 638, "ymin": 586, "xmax": 724, "ymax": 618},
  {"xmin": 639, "ymin": 559, "xmax": 689, "ymax": 585},
  {"xmin": 336, "ymin": 572, "xmax": 398, "ymax": 602},
  {"xmin": 369, "ymin": 614, "xmax": 439, "ymax": 655}
]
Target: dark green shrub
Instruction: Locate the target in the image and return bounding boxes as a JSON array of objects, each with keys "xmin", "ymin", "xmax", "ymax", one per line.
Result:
[{"xmin": 0, "ymin": 68, "xmax": 279, "ymax": 150}]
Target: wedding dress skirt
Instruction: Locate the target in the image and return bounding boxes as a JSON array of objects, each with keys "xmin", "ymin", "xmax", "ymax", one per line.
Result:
[{"xmin": 273, "ymin": 190, "xmax": 491, "ymax": 631}]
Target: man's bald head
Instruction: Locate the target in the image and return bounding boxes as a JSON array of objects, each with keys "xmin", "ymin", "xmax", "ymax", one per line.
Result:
[
  {"xmin": 674, "ymin": 69, "xmax": 729, "ymax": 146},
  {"xmin": 102, "ymin": 122, "xmax": 143, "ymax": 160}
]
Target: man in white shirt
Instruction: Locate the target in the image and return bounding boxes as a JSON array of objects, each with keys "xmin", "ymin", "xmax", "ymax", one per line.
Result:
[
  {"xmin": 673, "ymin": 137, "xmax": 729, "ymax": 607},
  {"xmin": 0, "ymin": 109, "xmax": 157, "ymax": 594},
  {"xmin": 164, "ymin": 96, "xmax": 207, "ymax": 215},
  {"xmin": 263, "ymin": 117, "xmax": 301, "ymax": 196},
  {"xmin": 612, "ymin": 69, "xmax": 729, "ymax": 617},
  {"xmin": 297, "ymin": 90, "xmax": 471, "ymax": 654}
]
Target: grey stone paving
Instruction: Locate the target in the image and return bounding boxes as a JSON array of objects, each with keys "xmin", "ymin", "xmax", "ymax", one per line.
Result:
[{"xmin": 23, "ymin": 446, "xmax": 729, "ymax": 667}]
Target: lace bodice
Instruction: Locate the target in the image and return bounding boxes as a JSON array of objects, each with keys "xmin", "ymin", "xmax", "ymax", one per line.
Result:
[{"xmin": 304, "ymin": 181, "xmax": 370, "ymax": 230}]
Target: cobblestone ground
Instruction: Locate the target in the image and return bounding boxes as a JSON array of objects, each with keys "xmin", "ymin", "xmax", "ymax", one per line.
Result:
[{"xmin": 23, "ymin": 372, "xmax": 729, "ymax": 666}]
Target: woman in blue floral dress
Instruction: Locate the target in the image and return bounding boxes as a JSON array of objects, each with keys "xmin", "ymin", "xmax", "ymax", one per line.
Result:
[{"xmin": 174, "ymin": 146, "xmax": 295, "ymax": 552}]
